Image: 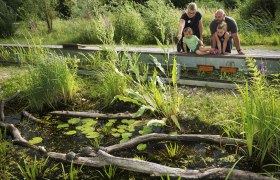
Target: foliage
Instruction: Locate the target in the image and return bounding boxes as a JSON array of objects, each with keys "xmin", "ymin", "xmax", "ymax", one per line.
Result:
[
  {"xmin": 142, "ymin": 0, "xmax": 180, "ymax": 44},
  {"xmin": 97, "ymin": 165, "xmax": 118, "ymax": 180},
  {"xmin": 112, "ymin": 3, "xmax": 146, "ymax": 44},
  {"xmin": 61, "ymin": 162, "xmax": 83, "ymax": 180},
  {"xmin": 236, "ymin": 57, "xmax": 280, "ymax": 165},
  {"xmin": 0, "ymin": 0, "xmax": 17, "ymax": 37},
  {"xmin": 17, "ymin": 156, "xmax": 58, "ymax": 180},
  {"xmin": 25, "ymin": 53, "xmax": 77, "ymax": 111}
]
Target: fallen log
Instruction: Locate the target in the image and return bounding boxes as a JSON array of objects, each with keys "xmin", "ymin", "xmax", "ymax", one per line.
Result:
[
  {"xmin": 47, "ymin": 150, "xmax": 272, "ymax": 180},
  {"xmin": 22, "ymin": 110, "xmax": 58, "ymax": 125},
  {"xmin": 49, "ymin": 110, "xmax": 136, "ymax": 119},
  {"xmin": 0, "ymin": 121, "xmax": 46, "ymax": 153},
  {"xmin": 0, "ymin": 90, "xmax": 20, "ymax": 121},
  {"xmin": 104, "ymin": 133, "xmax": 247, "ymax": 153}
]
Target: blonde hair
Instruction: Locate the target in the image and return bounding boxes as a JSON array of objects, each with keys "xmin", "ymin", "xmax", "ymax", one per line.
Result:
[
  {"xmin": 187, "ymin": 2, "xmax": 197, "ymax": 11},
  {"xmin": 217, "ymin": 21, "xmax": 227, "ymax": 31}
]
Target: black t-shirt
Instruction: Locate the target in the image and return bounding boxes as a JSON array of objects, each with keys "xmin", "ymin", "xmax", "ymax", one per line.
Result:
[
  {"xmin": 180, "ymin": 11, "xmax": 202, "ymax": 39},
  {"xmin": 210, "ymin": 16, "xmax": 238, "ymax": 36}
]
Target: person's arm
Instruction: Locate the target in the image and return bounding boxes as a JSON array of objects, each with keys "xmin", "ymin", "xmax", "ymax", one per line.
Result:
[
  {"xmin": 183, "ymin": 43, "xmax": 188, "ymax": 53},
  {"xmin": 232, "ymin": 32, "xmax": 244, "ymax": 55},
  {"xmin": 223, "ymin": 32, "xmax": 230, "ymax": 54},
  {"xmin": 199, "ymin": 19, "xmax": 203, "ymax": 41},
  {"xmin": 214, "ymin": 32, "xmax": 222, "ymax": 54},
  {"xmin": 210, "ymin": 21, "xmax": 216, "ymax": 48},
  {"xmin": 177, "ymin": 19, "xmax": 185, "ymax": 40}
]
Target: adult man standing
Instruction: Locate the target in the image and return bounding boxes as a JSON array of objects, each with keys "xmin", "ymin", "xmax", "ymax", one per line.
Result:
[{"xmin": 210, "ymin": 9, "xmax": 245, "ymax": 55}]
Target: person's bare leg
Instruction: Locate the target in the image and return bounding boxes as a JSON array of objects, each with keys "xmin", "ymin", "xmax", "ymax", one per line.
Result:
[{"xmin": 196, "ymin": 50, "xmax": 210, "ymax": 55}]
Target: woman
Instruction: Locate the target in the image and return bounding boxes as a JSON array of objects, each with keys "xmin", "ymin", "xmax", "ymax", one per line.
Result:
[{"xmin": 177, "ymin": 2, "xmax": 203, "ymax": 52}]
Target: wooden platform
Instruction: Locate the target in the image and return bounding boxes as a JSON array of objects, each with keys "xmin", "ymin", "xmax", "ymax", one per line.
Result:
[{"xmin": 1, "ymin": 44, "xmax": 280, "ymax": 74}]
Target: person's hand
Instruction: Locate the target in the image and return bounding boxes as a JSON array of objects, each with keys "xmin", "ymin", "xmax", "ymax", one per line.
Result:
[{"xmin": 177, "ymin": 34, "xmax": 182, "ymax": 40}]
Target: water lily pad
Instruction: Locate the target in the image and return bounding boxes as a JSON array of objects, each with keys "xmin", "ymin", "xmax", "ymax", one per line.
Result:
[
  {"xmin": 117, "ymin": 125, "xmax": 127, "ymax": 129},
  {"xmin": 64, "ymin": 130, "xmax": 77, "ymax": 135},
  {"xmin": 28, "ymin": 137, "xmax": 43, "ymax": 145},
  {"xmin": 68, "ymin": 118, "xmax": 80, "ymax": 124},
  {"xmin": 127, "ymin": 126, "xmax": 135, "ymax": 132},
  {"xmin": 137, "ymin": 143, "xmax": 147, "ymax": 151},
  {"xmin": 105, "ymin": 122, "xmax": 114, "ymax": 127},
  {"xmin": 111, "ymin": 128, "xmax": 118, "ymax": 132},
  {"xmin": 81, "ymin": 119, "xmax": 98, "ymax": 126},
  {"xmin": 120, "ymin": 137, "xmax": 129, "ymax": 143},
  {"xmin": 57, "ymin": 124, "xmax": 69, "ymax": 129},
  {"xmin": 86, "ymin": 132, "xmax": 100, "ymax": 139},
  {"xmin": 108, "ymin": 119, "xmax": 117, "ymax": 123},
  {"xmin": 121, "ymin": 119, "xmax": 134, "ymax": 125},
  {"xmin": 117, "ymin": 129, "xmax": 126, "ymax": 133},
  {"xmin": 112, "ymin": 133, "xmax": 121, "ymax": 138},
  {"xmin": 81, "ymin": 127, "xmax": 95, "ymax": 134},
  {"xmin": 122, "ymin": 132, "xmax": 132, "ymax": 139}
]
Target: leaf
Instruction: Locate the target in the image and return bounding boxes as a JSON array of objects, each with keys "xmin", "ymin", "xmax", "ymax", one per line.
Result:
[
  {"xmin": 112, "ymin": 133, "xmax": 121, "ymax": 138},
  {"xmin": 68, "ymin": 118, "xmax": 80, "ymax": 124},
  {"xmin": 28, "ymin": 137, "xmax": 43, "ymax": 145},
  {"xmin": 86, "ymin": 132, "xmax": 100, "ymax": 139},
  {"xmin": 150, "ymin": 55, "xmax": 165, "ymax": 74},
  {"xmin": 137, "ymin": 143, "xmax": 147, "ymax": 151},
  {"xmin": 57, "ymin": 124, "xmax": 69, "ymax": 129},
  {"xmin": 114, "ymin": 95, "xmax": 140, "ymax": 105},
  {"xmin": 171, "ymin": 115, "xmax": 181, "ymax": 130},
  {"xmin": 147, "ymin": 119, "xmax": 166, "ymax": 127},
  {"xmin": 132, "ymin": 105, "xmax": 155, "ymax": 118},
  {"xmin": 122, "ymin": 133, "xmax": 132, "ymax": 139},
  {"xmin": 172, "ymin": 58, "xmax": 178, "ymax": 86},
  {"xmin": 64, "ymin": 130, "xmax": 77, "ymax": 135},
  {"xmin": 81, "ymin": 119, "xmax": 98, "ymax": 126}
]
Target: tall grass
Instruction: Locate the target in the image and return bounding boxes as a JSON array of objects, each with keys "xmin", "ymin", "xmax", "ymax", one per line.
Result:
[
  {"xmin": 17, "ymin": 156, "xmax": 58, "ymax": 180},
  {"xmin": 25, "ymin": 53, "xmax": 78, "ymax": 111},
  {"xmin": 237, "ymin": 57, "xmax": 280, "ymax": 165}
]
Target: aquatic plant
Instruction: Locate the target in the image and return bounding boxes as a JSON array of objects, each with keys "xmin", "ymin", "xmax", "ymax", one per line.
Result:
[
  {"xmin": 97, "ymin": 165, "xmax": 118, "ymax": 180},
  {"xmin": 17, "ymin": 156, "xmax": 58, "ymax": 180},
  {"xmin": 61, "ymin": 162, "xmax": 83, "ymax": 180},
  {"xmin": 25, "ymin": 52, "xmax": 78, "ymax": 111},
  {"xmin": 162, "ymin": 143, "xmax": 185, "ymax": 159},
  {"xmin": 236, "ymin": 57, "xmax": 280, "ymax": 164}
]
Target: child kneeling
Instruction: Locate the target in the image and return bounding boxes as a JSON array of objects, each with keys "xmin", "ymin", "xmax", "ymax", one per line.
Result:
[{"xmin": 183, "ymin": 27, "xmax": 213, "ymax": 55}]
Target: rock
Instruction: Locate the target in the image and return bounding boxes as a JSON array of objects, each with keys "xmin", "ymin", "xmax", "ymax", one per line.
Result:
[{"xmin": 65, "ymin": 151, "xmax": 77, "ymax": 161}]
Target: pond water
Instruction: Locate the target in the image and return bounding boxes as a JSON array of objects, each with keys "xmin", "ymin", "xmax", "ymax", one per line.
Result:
[{"xmin": 4, "ymin": 114, "xmax": 260, "ymax": 179}]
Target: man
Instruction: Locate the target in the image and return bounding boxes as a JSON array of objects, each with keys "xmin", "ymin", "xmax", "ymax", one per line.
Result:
[
  {"xmin": 210, "ymin": 9, "xmax": 245, "ymax": 55},
  {"xmin": 177, "ymin": 2, "xmax": 203, "ymax": 52}
]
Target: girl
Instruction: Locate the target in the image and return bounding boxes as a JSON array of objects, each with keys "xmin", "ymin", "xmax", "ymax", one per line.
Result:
[
  {"xmin": 183, "ymin": 27, "xmax": 213, "ymax": 55},
  {"xmin": 214, "ymin": 21, "xmax": 231, "ymax": 54}
]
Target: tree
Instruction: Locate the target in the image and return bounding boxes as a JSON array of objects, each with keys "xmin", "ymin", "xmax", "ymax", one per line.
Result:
[{"xmin": 0, "ymin": 0, "xmax": 17, "ymax": 37}]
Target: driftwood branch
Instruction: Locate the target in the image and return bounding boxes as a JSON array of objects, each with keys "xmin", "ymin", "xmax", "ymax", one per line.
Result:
[
  {"xmin": 0, "ymin": 90, "xmax": 20, "ymax": 121},
  {"xmin": 1, "ymin": 119, "xmax": 271, "ymax": 179},
  {"xmin": 47, "ymin": 150, "xmax": 271, "ymax": 180},
  {"xmin": 0, "ymin": 121, "xmax": 47, "ymax": 153},
  {"xmin": 50, "ymin": 111, "xmax": 135, "ymax": 119},
  {"xmin": 103, "ymin": 133, "xmax": 247, "ymax": 153},
  {"xmin": 22, "ymin": 110, "xmax": 57, "ymax": 125}
]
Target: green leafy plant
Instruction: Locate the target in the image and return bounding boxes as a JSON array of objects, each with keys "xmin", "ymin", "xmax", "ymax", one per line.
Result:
[
  {"xmin": 236, "ymin": 57, "xmax": 280, "ymax": 164},
  {"xmin": 61, "ymin": 162, "xmax": 83, "ymax": 180},
  {"xmin": 25, "ymin": 52, "xmax": 77, "ymax": 111},
  {"xmin": 17, "ymin": 156, "xmax": 58, "ymax": 180},
  {"xmin": 97, "ymin": 165, "xmax": 118, "ymax": 180}
]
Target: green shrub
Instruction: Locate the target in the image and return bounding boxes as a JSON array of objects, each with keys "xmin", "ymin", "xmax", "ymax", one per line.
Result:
[
  {"xmin": 142, "ymin": 0, "xmax": 180, "ymax": 43},
  {"xmin": 0, "ymin": 0, "xmax": 17, "ymax": 37},
  {"xmin": 25, "ymin": 53, "xmax": 77, "ymax": 111},
  {"xmin": 112, "ymin": 3, "xmax": 146, "ymax": 44}
]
